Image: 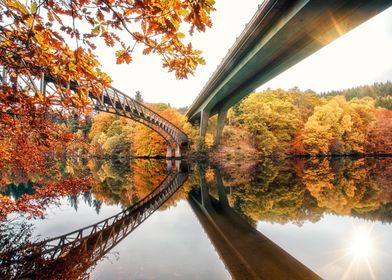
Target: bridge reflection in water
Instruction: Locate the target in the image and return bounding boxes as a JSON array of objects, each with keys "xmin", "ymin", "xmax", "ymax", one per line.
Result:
[
  {"xmin": 2, "ymin": 162, "xmax": 323, "ymax": 279},
  {"xmin": 189, "ymin": 165, "xmax": 321, "ymax": 280},
  {"xmin": 0, "ymin": 162, "xmax": 188, "ymax": 279}
]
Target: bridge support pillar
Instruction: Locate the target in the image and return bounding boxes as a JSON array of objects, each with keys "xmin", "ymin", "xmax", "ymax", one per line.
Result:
[
  {"xmin": 200, "ymin": 176, "xmax": 211, "ymax": 208},
  {"xmin": 166, "ymin": 145, "xmax": 173, "ymax": 158},
  {"xmin": 214, "ymin": 166, "xmax": 229, "ymax": 208},
  {"xmin": 214, "ymin": 108, "xmax": 228, "ymax": 147},
  {"xmin": 175, "ymin": 160, "xmax": 181, "ymax": 172},
  {"xmin": 200, "ymin": 109, "xmax": 210, "ymax": 138},
  {"xmin": 1, "ymin": 67, "xmax": 6, "ymax": 83},
  {"xmin": 175, "ymin": 144, "xmax": 181, "ymax": 158},
  {"xmin": 166, "ymin": 160, "xmax": 172, "ymax": 172},
  {"xmin": 40, "ymin": 73, "xmax": 46, "ymax": 94}
]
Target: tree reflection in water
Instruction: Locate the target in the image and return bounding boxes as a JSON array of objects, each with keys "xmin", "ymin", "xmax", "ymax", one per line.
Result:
[
  {"xmin": 207, "ymin": 157, "xmax": 392, "ymax": 225},
  {"xmin": 0, "ymin": 157, "xmax": 391, "ymax": 279},
  {"xmin": 0, "ymin": 159, "xmax": 188, "ymax": 280}
]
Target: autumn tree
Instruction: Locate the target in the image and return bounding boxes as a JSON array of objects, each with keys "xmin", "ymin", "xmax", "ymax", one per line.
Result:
[
  {"xmin": 0, "ymin": 0, "xmax": 215, "ymax": 182},
  {"xmin": 237, "ymin": 90, "xmax": 303, "ymax": 156},
  {"xmin": 132, "ymin": 103, "xmax": 190, "ymax": 156},
  {"xmin": 366, "ymin": 108, "xmax": 392, "ymax": 154},
  {"xmin": 89, "ymin": 113, "xmax": 133, "ymax": 157}
]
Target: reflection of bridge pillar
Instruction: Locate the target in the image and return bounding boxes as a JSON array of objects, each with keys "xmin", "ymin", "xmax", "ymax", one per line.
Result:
[
  {"xmin": 200, "ymin": 109, "xmax": 210, "ymax": 138},
  {"xmin": 214, "ymin": 166, "xmax": 229, "ymax": 207},
  {"xmin": 214, "ymin": 108, "xmax": 228, "ymax": 147},
  {"xmin": 166, "ymin": 145, "xmax": 173, "ymax": 158},
  {"xmin": 200, "ymin": 176, "xmax": 211, "ymax": 208},
  {"xmin": 166, "ymin": 160, "xmax": 172, "ymax": 172},
  {"xmin": 175, "ymin": 160, "xmax": 181, "ymax": 172},
  {"xmin": 188, "ymin": 166, "xmax": 322, "ymax": 280}
]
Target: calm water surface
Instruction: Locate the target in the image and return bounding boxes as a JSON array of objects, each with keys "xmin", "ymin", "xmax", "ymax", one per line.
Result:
[{"xmin": 1, "ymin": 157, "xmax": 391, "ymax": 279}]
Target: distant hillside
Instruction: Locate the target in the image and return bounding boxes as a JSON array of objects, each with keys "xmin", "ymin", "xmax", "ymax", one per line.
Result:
[{"xmin": 322, "ymin": 81, "xmax": 392, "ymax": 110}]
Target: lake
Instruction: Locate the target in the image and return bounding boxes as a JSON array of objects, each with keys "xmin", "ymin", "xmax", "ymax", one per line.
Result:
[{"xmin": 1, "ymin": 157, "xmax": 391, "ymax": 279}]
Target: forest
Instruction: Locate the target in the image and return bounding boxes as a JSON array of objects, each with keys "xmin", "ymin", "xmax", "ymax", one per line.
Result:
[
  {"xmin": 0, "ymin": 74, "xmax": 391, "ymax": 219},
  {"xmin": 216, "ymin": 82, "xmax": 392, "ymax": 158}
]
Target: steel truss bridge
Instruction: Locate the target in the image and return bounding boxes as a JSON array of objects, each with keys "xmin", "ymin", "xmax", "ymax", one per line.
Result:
[
  {"xmin": 0, "ymin": 168, "xmax": 188, "ymax": 279},
  {"xmin": 0, "ymin": 65, "xmax": 188, "ymax": 157}
]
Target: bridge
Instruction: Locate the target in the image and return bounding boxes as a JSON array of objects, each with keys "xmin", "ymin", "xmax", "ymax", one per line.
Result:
[
  {"xmin": 186, "ymin": 0, "xmax": 391, "ymax": 145},
  {"xmin": 188, "ymin": 165, "xmax": 321, "ymax": 280},
  {"xmin": 0, "ymin": 65, "xmax": 188, "ymax": 158},
  {"xmin": 0, "ymin": 165, "xmax": 188, "ymax": 279}
]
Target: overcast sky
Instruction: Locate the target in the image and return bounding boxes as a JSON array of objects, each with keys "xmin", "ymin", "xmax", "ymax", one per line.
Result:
[{"xmin": 96, "ymin": 2, "xmax": 392, "ymax": 108}]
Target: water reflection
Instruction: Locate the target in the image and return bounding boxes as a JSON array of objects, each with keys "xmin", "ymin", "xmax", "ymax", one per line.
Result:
[
  {"xmin": 0, "ymin": 162, "xmax": 188, "ymax": 280},
  {"xmin": 204, "ymin": 157, "xmax": 392, "ymax": 280},
  {"xmin": 189, "ymin": 165, "xmax": 321, "ymax": 279},
  {"xmin": 0, "ymin": 157, "xmax": 391, "ymax": 279},
  {"xmin": 210, "ymin": 157, "xmax": 392, "ymax": 225}
]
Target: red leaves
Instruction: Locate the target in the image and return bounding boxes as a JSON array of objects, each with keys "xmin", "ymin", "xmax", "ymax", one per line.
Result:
[
  {"xmin": 115, "ymin": 49, "xmax": 132, "ymax": 64},
  {"xmin": 365, "ymin": 108, "xmax": 392, "ymax": 154},
  {"xmin": 0, "ymin": 177, "xmax": 93, "ymax": 221}
]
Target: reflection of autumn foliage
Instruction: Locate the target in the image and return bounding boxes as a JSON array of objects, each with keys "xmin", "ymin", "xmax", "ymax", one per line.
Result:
[
  {"xmin": 222, "ymin": 160, "xmax": 321, "ymax": 225},
  {"xmin": 131, "ymin": 160, "xmax": 167, "ymax": 198},
  {"xmin": 298, "ymin": 158, "xmax": 390, "ymax": 217},
  {"xmin": 301, "ymin": 158, "xmax": 377, "ymax": 214},
  {"xmin": 214, "ymin": 158, "xmax": 392, "ymax": 225},
  {"xmin": 89, "ymin": 159, "xmax": 184, "ymax": 208},
  {"xmin": 89, "ymin": 159, "xmax": 134, "ymax": 206},
  {"xmin": 0, "ymin": 177, "xmax": 92, "ymax": 220},
  {"xmin": 0, "ymin": 219, "xmax": 94, "ymax": 280}
]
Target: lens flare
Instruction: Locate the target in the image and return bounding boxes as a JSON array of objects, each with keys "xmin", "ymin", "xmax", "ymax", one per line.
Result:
[{"xmin": 349, "ymin": 230, "xmax": 373, "ymax": 259}]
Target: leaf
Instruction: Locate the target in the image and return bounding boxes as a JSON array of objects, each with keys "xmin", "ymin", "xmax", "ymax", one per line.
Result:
[
  {"xmin": 68, "ymin": 62, "xmax": 76, "ymax": 71},
  {"xmin": 31, "ymin": 1, "xmax": 38, "ymax": 13}
]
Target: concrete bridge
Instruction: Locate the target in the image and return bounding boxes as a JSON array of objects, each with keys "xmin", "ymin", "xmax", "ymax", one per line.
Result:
[
  {"xmin": 186, "ymin": 0, "xmax": 391, "ymax": 145},
  {"xmin": 0, "ymin": 165, "xmax": 188, "ymax": 279},
  {"xmin": 0, "ymin": 66, "xmax": 188, "ymax": 158},
  {"xmin": 188, "ymin": 165, "xmax": 321, "ymax": 280}
]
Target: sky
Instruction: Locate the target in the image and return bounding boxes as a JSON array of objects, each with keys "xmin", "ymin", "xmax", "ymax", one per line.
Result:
[{"xmin": 96, "ymin": 1, "xmax": 392, "ymax": 108}]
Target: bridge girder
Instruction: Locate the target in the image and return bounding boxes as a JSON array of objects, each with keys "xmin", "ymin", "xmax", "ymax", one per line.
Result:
[
  {"xmin": 186, "ymin": 0, "xmax": 391, "ymax": 139},
  {"xmin": 0, "ymin": 65, "xmax": 188, "ymax": 157}
]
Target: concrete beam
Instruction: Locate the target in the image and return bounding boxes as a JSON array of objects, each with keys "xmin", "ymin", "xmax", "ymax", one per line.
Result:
[
  {"xmin": 200, "ymin": 109, "xmax": 210, "ymax": 138},
  {"xmin": 166, "ymin": 160, "xmax": 172, "ymax": 172},
  {"xmin": 214, "ymin": 166, "xmax": 229, "ymax": 208},
  {"xmin": 186, "ymin": 0, "xmax": 391, "ymax": 123},
  {"xmin": 214, "ymin": 108, "xmax": 228, "ymax": 147}
]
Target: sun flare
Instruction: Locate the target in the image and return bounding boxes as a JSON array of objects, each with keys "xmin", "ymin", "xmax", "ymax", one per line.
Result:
[{"xmin": 349, "ymin": 230, "xmax": 373, "ymax": 259}]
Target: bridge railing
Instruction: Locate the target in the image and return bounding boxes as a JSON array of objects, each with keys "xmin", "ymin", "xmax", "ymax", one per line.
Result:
[
  {"xmin": 37, "ymin": 171, "xmax": 187, "ymax": 259},
  {"xmin": 1, "ymin": 170, "xmax": 188, "ymax": 279},
  {"xmin": 95, "ymin": 85, "xmax": 188, "ymax": 145},
  {"xmin": 0, "ymin": 63, "xmax": 188, "ymax": 146}
]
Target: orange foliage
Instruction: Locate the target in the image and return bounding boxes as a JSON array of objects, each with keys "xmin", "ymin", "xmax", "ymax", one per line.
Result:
[
  {"xmin": 0, "ymin": 177, "xmax": 92, "ymax": 220},
  {"xmin": 0, "ymin": 0, "xmax": 215, "ymax": 190},
  {"xmin": 366, "ymin": 108, "xmax": 392, "ymax": 154},
  {"xmin": 132, "ymin": 104, "xmax": 188, "ymax": 156},
  {"xmin": 289, "ymin": 131, "xmax": 306, "ymax": 155}
]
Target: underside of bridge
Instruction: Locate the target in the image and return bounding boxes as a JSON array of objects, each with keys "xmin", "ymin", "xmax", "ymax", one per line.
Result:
[
  {"xmin": 188, "ymin": 165, "xmax": 321, "ymax": 279},
  {"xmin": 186, "ymin": 0, "xmax": 391, "ymax": 146},
  {"xmin": 44, "ymin": 75, "xmax": 188, "ymax": 158}
]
